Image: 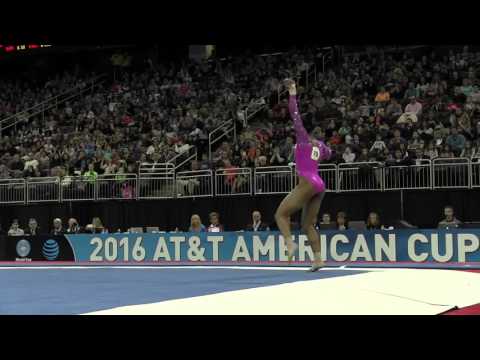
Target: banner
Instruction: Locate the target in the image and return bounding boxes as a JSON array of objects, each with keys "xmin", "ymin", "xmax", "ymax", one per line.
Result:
[{"xmin": 2, "ymin": 230, "xmax": 480, "ymax": 265}]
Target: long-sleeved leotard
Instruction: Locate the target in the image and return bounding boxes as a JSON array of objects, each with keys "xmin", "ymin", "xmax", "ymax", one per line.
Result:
[{"xmin": 288, "ymin": 94, "xmax": 331, "ymax": 193}]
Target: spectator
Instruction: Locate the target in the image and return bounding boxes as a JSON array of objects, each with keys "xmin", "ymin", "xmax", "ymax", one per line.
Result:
[
  {"xmin": 207, "ymin": 212, "xmax": 224, "ymax": 232},
  {"xmin": 83, "ymin": 163, "xmax": 98, "ymax": 191},
  {"xmin": 446, "ymin": 127, "xmax": 466, "ymax": 156},
  {"xmin": 66, "ymin": 218, "xmax": 81, "ymax": 234},
  {"xmin": 8, "ymin": 219, "xmax": 25, "ymax": 236},
  {"xmin": 343, "ymin": 146, "xmax": 356, "ymax": 163},
  {"xmin": 319, "ymin": 213, "xmax": 332, "ymax": 225},
  {"xmin": 370, "ymin": 134, "xmax": 387, "ymax": 153},
  {"xmin": 385, "ymin": 98, "xmax": 403, "ymax": 119},
  {"xmin": 51, "ymin": 218, "xmax": 64, "ymax": 235},
  {"xmin": 85, "ymin": 217, "xmax": 108, "ymax": 234},
  {"xmin": 404, "ymin": 82, "xmax": 420, "ymax": 99},
  {"xmin": 374, "ymin": 86, "xmax": 390, "ymax": 104},
  {"xmin": 189, "ymin": 214, "xmax": 206, "ymax": 232},
  {"xmin": 25, "ymin": 218, "xmax": 40, "ymax": 236},
  {"xmin": 404, "ymin": 97, "xmax": 423, "ymax": 117},
  {"xmin": 438, "ymin": 206, "xmax": 462, "ymax": 229},
  {"xmin": 245, "ymin": 210, "xmax": 270, "ymax": 231},
  {"xmin": 336, "ymin": 212, "xmax": 348, "ymax": 230},
  {"xmin": 366, "ymin": 212, "xmax": 383, "ymax": 230}
]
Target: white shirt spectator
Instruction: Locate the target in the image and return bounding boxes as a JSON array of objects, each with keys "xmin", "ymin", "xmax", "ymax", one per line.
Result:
[
  {"xmin": 8, "ymin": 228, "xmax": 24, "ymax": 236},
  {"xmin": 370, "ymin": 140, "xmax": 387, "ymax": 152},
  {"xmin": 343, "ymin": 151, "xmax": 356, "ymax": 163},
  {"xmin": 405, "ymin": 101, "xmax": 423, "ymax": 116}
]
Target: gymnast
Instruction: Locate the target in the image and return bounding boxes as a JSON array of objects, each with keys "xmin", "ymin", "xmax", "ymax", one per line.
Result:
[{"xmin": 274, "ymin": 79, "xmax": 332, "ymax": 272}]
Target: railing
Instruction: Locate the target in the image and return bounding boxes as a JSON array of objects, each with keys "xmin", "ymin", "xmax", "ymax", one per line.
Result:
[
  {"xmin": 338, "ymin": 162, "xmax": 384, "ymax": 192},
  {"xmin": 471, "ymin": 157, "xmax": 480, "ymax": 188},
  {"xmin": 215, "ymin": 168, "xmax": 252, "ymax": 196},
  {"xmin": 208, "ymin": 118, "xmax": 235, "ymax": 160},
  {"xmin": 3, "ymin": 160, "xmax": 480, "ymax": 204},
  {"xmin": 384, "ymin": 160, "xmax": 432, "ymax": 191},
  {"xmin": 137, "ymin": 171, "xmax": 175, "ymax": 200},
  {"xmin": 97, "ymin": 174, "xmax": 137, "ymax": 201},
  {"xmin": 254, "ymin": 166, "xmax": 293, "ymax": 195},
  {"xmin": 433, "ymin": 158, "xmax": 470, "ymax": 189},
  {"xmin": 138, "ymin": 162, "xmax": 175, "ymax": 175},
  {"xmin": 60, "ymin": 176, "xmax": 96, "ymax": 202},
  {"xmin": 26, "ymin": 177, "xmax": 61, "ymax": 203},
  {"xmin": 0, "ymin": 179, "xmax": 26, "ymax": 204},
  {"xmin": 0, "ymin": 74, "xmax": 107, "ymax": 134},
  {"xmin": 167, "ymin": 145, "xmax": 197, "ymax": 172},
  {"xmin": 176, "ymin": 170, "xmax": 213, "ymax": 198}
]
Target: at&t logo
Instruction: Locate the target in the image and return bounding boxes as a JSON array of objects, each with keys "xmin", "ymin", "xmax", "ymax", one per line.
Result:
[{"xmin": 42, "ymin": 239, "xmax": 60, "ymax": 261}]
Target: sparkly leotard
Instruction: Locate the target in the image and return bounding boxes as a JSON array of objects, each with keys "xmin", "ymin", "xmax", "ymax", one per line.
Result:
[{"xmin": 289, "ymin": 95, "xmax": 331, "ymax": 193}]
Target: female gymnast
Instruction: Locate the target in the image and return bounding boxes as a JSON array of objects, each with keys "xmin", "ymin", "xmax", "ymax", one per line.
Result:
[{"xmin": 274, "ymin": 79, "xmax": 331, "ymax": 272}]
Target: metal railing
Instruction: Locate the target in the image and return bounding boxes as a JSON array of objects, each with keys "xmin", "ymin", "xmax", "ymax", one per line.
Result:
[
  {"xmin": 3, "ymin": 160, "xmax": 480, "ymax": 204},
  {"xmin": 167, "ymin": 145, "xmax": 197, "ymax": 172},
  {"xmin": 138, "ymin": 162, "xmax": 175, "ymax": 175},
  {"xmin": 338, "ymin": 162, "xmax": 384, "ymax": 192},
  {"xmin": 137, "ymin": 171, "xmax": 175, "ymax": 200},
  {"xmin": 0, "ymin": 179, "xmax": 26, "ymax": 204},
  {"xmin": 384, "ymin": 160, "xmax": 432, "ymax": 191},
  {"xmin": 176, "ymin": 170, "xmax": 213, "ymax": 198},
  {"xmin": 0, "ymin": 74, "xmax": 107, "ymax": 134},
  {"xmin": 97, "ymin": 174, "xmax": 137, "ymax": 201},
  {"xmin": 208, "ymin": 119, "xmax": 235, "ymax": 160},
  {"xmin": 433, "ymin": 158, "xmax": 470, "ymax": 189},
  {"xmin": 60, "ymin": 176, "xmax": 96, "ymax": 202},
  {"xmin": 471, "ymin": 157, "xmax": 480, "ymax": 188},
  {"xmin": 26, "ymin": 177, "xmax": 61, "ymax": 203},
  {"xmin": 215, "ymin": 168, "xmax": 252, "ymax": 196},
  {"xmin": 254, "ymin": 166, "xmax": 293, "ymax": 195}
]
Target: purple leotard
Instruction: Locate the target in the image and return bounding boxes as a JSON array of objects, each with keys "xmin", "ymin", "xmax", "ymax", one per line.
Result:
[{"xmin": 289, "ymin": 94, "xmax": 331, "ymax": 193}]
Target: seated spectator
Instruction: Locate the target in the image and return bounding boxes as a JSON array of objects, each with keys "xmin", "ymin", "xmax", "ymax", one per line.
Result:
[
  {"xmin": 66, "ymin": 218, "xmax": 82, "ymax": 234},
  {"xmin": 446, "ymin": 127, "xmax": 466, "ymax": 156},
  {"xmin": 207, "ymin": 212, "xmax": 224, "ymax": 232},
  {"xmin": 51, "ymin": 218, "xmax": 64, "ymax": 235},
  {"xmin": 374, "ymin": 86, "xmax": 390, "ymax": 104},
  {"xmin": 189, "ymin": 214, "xmax": 206, "ymax": 232},
  {"xmin": 404, "ymin": 82, "xmax": 420, "ymax": 100},
  {"xmin": 336, "ymin": 212, "xmax": 348, "ymax": 230},
  {"xmin": 366, "ymin": 212, "xmax": 383, "ymax": 230},
  {"xmin": 269, "ymin": 146, "xmax": 286, "ymax": 166},
  {"xmin": 404, "ymin": 97, "xmax": 423, "ymax": 117},
  {"xmin": 370, "ymin": 134, "xmax": 387, "ymax": 153},
  {"xmin": 8, "ymin": 219, "xmax": 25, "ymax": 236},
  {"xmin": 245, "ymin": 210, "xmax": 270, "ymax": 231},
  {"xmin": 85, "ymin": 217, "xmax": 108, "ymax": 234},
  {"xmin": 25, "ymin": 218, "xmax": 40, "ymax": 236},
  {"xmin": 460, "ymin": 141, "xmax": 476, "ymax": 158},
  {"xmin": 385, "ymin": 98, "xmax": 403, "ymax": 119},
  {"xmin": 438, "ymin": 206, "xmax": 463, "ymax": 229},
  {"xmin": 342, "ymin": 146, "xmax": 356, "ymax": 163},
  {"xmin": 319, "ymin": 213, "xmax": 332, "ymax": 225}
]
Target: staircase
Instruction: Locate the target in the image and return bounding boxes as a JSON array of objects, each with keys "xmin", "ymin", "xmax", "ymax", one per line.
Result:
[{"xmin": 0, "ymin": 74, "xmax": 107, "ymax": 135}]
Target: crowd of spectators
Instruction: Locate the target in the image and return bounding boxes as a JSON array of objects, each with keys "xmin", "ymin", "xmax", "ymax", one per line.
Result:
[
  {"xmin": 217, "ymin": 46, "xmax": 480, "ymax": 173},
  {"xmin": 0, "ymin": 48, "xmax": 314, "ymax": 182},
  {"xmin": 4, "ymin": 45, "xmax": 480, "ymax": 195}
]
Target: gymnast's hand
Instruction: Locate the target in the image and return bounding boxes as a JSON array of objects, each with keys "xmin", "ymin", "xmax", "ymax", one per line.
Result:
[{"xmin": 284, "ymin": 79, "xmax": 297, "ymax": 96}]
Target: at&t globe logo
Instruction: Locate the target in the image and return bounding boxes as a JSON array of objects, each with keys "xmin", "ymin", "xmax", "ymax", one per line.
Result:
[{"xmin": 42, "ymin": 239, "xmax": 60, "ymax": 261}]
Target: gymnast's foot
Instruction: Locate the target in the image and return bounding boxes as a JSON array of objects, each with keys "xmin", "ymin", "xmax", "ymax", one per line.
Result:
[
  {"xmin": 286, "ymin": 241, "xmax": 298, "ymax": 263},
  {"xmin": 307, "ymin": 259, "xmax": 325, "ymax": 272}
]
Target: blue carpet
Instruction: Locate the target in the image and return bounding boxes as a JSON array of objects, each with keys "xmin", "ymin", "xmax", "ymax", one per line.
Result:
[{"xmin": 0, "ymin": 268, "xmax": 366, "ymax": 314}]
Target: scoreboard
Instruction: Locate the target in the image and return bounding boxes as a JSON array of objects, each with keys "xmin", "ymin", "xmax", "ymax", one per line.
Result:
[{"xmin": 0, "ymin": 44, "xmax": 52, "ymax": 53}]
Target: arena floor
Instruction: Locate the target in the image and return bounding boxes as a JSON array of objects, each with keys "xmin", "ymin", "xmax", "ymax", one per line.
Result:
[{"xmin": 1, "ymin": 265, "xmax": 480, "ymax": 315}]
